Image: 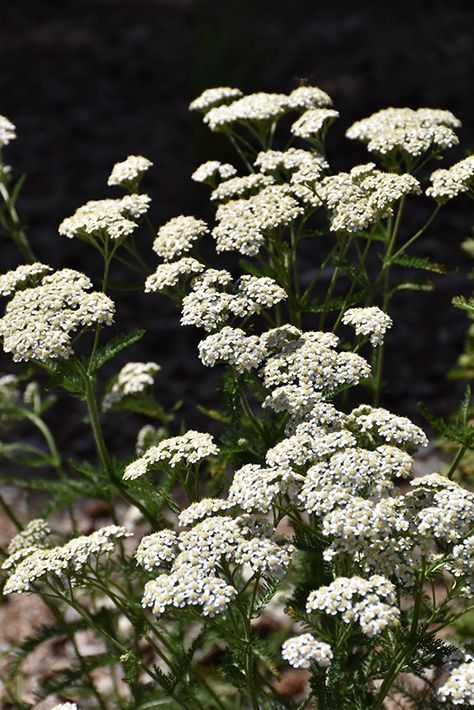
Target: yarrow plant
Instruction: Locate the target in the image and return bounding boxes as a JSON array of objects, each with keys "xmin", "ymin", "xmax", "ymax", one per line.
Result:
[{"xmin": 0, "ymin": 85, "xmax": 473, "ymax": 709}]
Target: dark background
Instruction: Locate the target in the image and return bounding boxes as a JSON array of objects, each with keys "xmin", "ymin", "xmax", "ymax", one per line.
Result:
[{"xmin": 1, "ymin": 0, "xmax": 473, "ymax": 456}]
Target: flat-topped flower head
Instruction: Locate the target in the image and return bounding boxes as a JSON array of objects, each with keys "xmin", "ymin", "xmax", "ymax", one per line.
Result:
[
  {"xmin": 282, "ymin": 634, "xmax": 333, "ymax": 669},
  {"xmin": 228, "ymin": 463, "xmax": 293, "ymax": 513},
  {"xmin": 145, "ymin": 257, "xmax": 205, "ymax": 292},
  {"xmin": 123, "ymin": 430, "xmax": 218, "ymax": 480},
  {"xmin": 198, "ymin": 327, "xmax": 266, "ymax": 373},
  {"xmin": 213, "ymin": 185, "xmax": 303, "ymax": 256},
  {"xmin": 0, "ymin": 268, "xmax": 115, "ymax": 362},
  {"xmin": 178, "ymin": 498, "xmax": 233, "ymax": 527},
  {"xmin": 191, "ymin": 160, "xmax": 237, "ymax": 185},
  {"xmin": 3, "ymin": 525, "xmax": 131, "ymax": 594},
  {"xmin": 108, "ymin": 155, "xmax": 152, "ymax": 189},
  {"xmin": 346, "ymin": 107, "xmax": 461, "ymax": 160},
  {"xmin": 427, "ymin": 154, "xmax": 474, "ymax": 203},
  {"xmin": 229, "ymin": 275, "xmax": 287, "ymax": 317},
  {"xmin": 50, "ymin": 704, "xmax": 80, "ymax": 710},
  {"xmin": 0, "ymin": 115, "xmax": 16, "ymax": 147},
  {"xmin": 320, "ymin": 166, "xmax": 420, "ymax": 233},
  {"xmin": 342, "ymin": 307, "xmax": 393, "ymax": 346},
  {"xmin": 103, "ymin": 361, "xmax": 160, "ymax": 410},
  {"xmin": 306, "ymin": 575, "xmax": 400, "ymax": 637},
  {"xmin": 0, "ymin": 263, "xmax": 53, "ymax": 297},
  {"xmin": 204, "ymin": 92, "xmax": 290, "ymax": 132},
  {"xmin": 287, "ymin": 86, "xmax": 333, "ymax": 111},
  {"xmin": 291, "ymin": 108, "xmax": 340, "ymax": 139},
  {"xmin": 153, "ymin": 215, "xmax": 208, "ymax": 261},
  {"xmin": 437, "ymin": 660, "xmax": 474, "ymax": 706},
  {"xmin": 135, "ymin": 529, "xmax": 178, "ymax": 571},
  {"xmin": 255, "ymin": 148, "xmax": 328, "ymax": 180},
  {"xmin": 210, "ymin": 173, "xmax": 274, "ymax": 203},
  {"xmin": 59, "ymin": 194, "xmax": 150, "ymax": 241},
  {"xmin": 189, "ymin": 87, "xmax": 243, "ymax": 113},
  {"xmin": 6, "ymin": 519, "xmax": 50, "ymax": 557},
  {"xmin": 348, "ymin": 404, "xmax": 428, "ymax": 448}
]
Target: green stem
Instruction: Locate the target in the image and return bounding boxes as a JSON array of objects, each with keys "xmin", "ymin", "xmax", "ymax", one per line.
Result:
[
  {"xmin": 373, "ymin": 197, "xmax": 406, "ymax": 405},
  {"xmin": 446, "ymin": 442, "xmax": 468, "ymax": 480},
  {"xmin": 0, "ymin": 178, "xmax": 36, "ymax": 261}
]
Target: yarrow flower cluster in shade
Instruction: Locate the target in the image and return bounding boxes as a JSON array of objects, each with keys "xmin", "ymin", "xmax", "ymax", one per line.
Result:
[
  {"xmin": 107, "ymin": 155, "xmax": 153, "ymax": 188},
  {"xmin": 0, "ymin": 267, "xmax": 115, "ymax": 361},
  {"xmin": 103, "ymin": 361, "xmax": 160, "ymax": 410}
]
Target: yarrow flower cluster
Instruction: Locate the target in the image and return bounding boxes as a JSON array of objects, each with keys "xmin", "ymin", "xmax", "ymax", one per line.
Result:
[
  {"xmin": 346, "ymin": 107, "xmax": 461, "ymax": 159},
  {"xmin": 107, "ymin": 155, "xmax": 153, "ymax": 188},
  {"xmin": 342, "ymin": 306, "xmax": 393, "ymax": 346},
  {"xmin": 123, "ymin": 430, "xmax": 218, "ymax": 480},
  {"xmin": 347, "ymin": 404, "xmax": 428, "ymax": 448},
  {"xmin": 0, "ymin": 262, "xmax": 52, "ymax": 297},
  {"xmin": 320, "ymin": 164, "xmax": 421, "ymax": 232},
  {"xmin": 281, "ymin": 634, "xmax": 333, "ymax": 669},
  {"xmin": 191, "ymin": 160, "xmax": 237, "ymax": 184},
  {"xmin": 180, "ymin": 271, "xmax": 286, "ymax": 331},
  {"xmin": 152, "ymin": 215, "xmax": 208, "ymax": 261},
  {"xmin": 59, "ymin": 194, "xmax": 150, "ymax": 241},
  {"xmin": 103, "ymin": 361, "xmax": 160, "ymax": 410},
  {"xmin": 427, "ymin": 154, "xmax": 474, "ymax": 203},
  {"xmin": 291, "ymin": 108, "xmax": 340, "ymax": 139},
  {"xmin": 145, "ymin": 257, "xmax": 205, "ymax": 292},
  {"xmin": 198, "ymin": 327, "xmax": 266, "ymax": 373},
  {"xmin": 210, "ymin": 173, "xmax": 275, "ymax": 203},
  {"xmin": 0, "ymin": 267, "xmax": 115, "ymax": 361},
  {"xmin": 189, "ymin": 86, "xmax": 243, "ymax": 113},
  {"xmin": 3, "ymin": 525, "xmax": 131, "ymax": 593},
  {"xmin": 7, "ymin": 518, "xmax": 50, "ymax": 556},
  {"xmin": 306, "ymin": 575, "xmax": 400, "ymax": 637},
  {"xmin": 0, "ymin": 114, "xmax": 16, "ymax": 146},
  {"xmin": 204, "ymin": 92, "xmax": 290, "ymax": 131},
  {"xmin": 436, "ymin": 660, "xmax": 474, "ymax": 706},
  {"xmin": 212, "ymin": 184, "xmax": 303, "ymax": 256},
  {"xmin": 139, "ymin": 513, "xmax": 294, "ymax": 617}
]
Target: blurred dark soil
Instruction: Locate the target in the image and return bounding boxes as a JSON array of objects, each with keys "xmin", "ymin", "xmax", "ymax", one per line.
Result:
[{"xmin": 0, "ymin": 0, "xmax": 473, "ymax": 460}]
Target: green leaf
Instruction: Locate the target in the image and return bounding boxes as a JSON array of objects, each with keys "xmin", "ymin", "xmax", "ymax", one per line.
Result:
[
  {"xmin": 90, "ymin": 329, "xmax": 145, "ymax": 372},
  {"xmin": 388, "ymin": 253, "xmax": 455, "ymax": 274},
  {"xmin": 419, "ymin": 396, "xmax": 474, "ymax": 446},
  {"xmin": 39, "ymin": 359, "xmax": 85, "ymax": 397},
  {"xmin": 302, "ymin": 289, "xmax": 370, "ymax": 314},
  {"xmin": 112, "ymin": 394, "xmax": 172, "ymax": 424},
  {"xmin": 453, "ymin": 295, "xmax": 474, "ymax": 316},
  {"xmin": 392, "ymin": 278, "xmax": 434, "ymax": 293},
  {"xmin": 238, "ymin": 259, "xmax": 266, "ymax": 277},
  {"xmin": 35, "ymin": 652, "xmax": 118, "ymax": 701}
]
